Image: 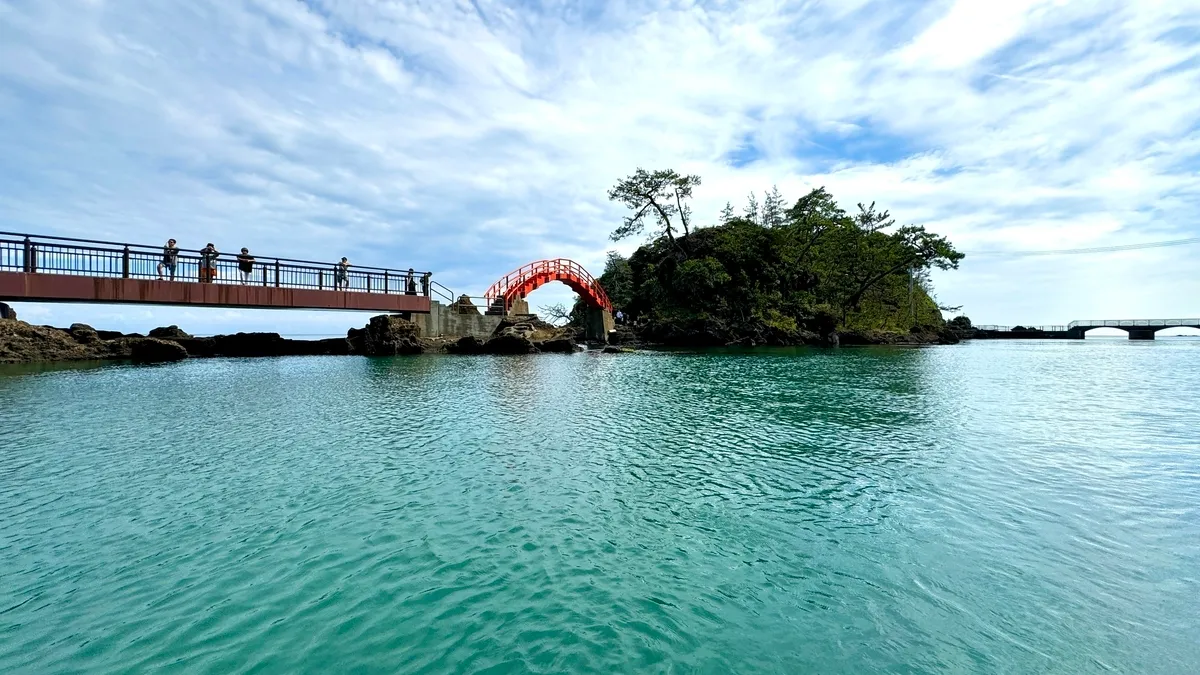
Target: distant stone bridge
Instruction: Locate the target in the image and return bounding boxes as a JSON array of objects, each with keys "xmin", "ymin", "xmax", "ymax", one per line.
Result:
[{"xmin": 974, "ymin": 319, "xmax": 1200, "ymax": 340}]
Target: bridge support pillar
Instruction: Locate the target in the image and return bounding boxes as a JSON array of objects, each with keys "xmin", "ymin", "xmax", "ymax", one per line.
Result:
[
  {"xmin": 585, "ymin": 307, "xmax": 614, "ymax": 344},
  {"xmin": 1127, "ymin": 329, "xmax": 1155, "ymax": 341}
]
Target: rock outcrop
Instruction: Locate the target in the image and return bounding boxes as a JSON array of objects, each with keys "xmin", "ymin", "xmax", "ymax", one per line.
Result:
[
  {"xmin": 347, "ymin": 315, "xmax": 423, "ymax": 356},
  {"xmin": 0, "ymin": 302, "xmax": 16, "ymax": 321},
  {"xmin": 127, "ymin": 338, "xmax": 189, "ymax": 363},
  {"xmin": 1, "ymin": 320, "xmax": 98, "ymax": 363},
  {"xmin": 68, "ymin": 323, "xmax": 101, "ymax": 344},
  {"xmin": 174, "ymin": 333, "xmax": 351, "ymax": 358},
  {"xmin": 149, "ymin": 325, "xmax": 193, "ymax": 340}
]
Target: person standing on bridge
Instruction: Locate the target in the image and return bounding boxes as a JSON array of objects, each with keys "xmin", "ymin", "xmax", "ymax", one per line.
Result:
[
  {"xmin": 237, "ymin": 248, "xmax": 255, "ymax": 284},
  {"xmin": 199, "ymin": 243, "xmax": 220, "ymax": 283},
  {"xmin": 334, "ymin": 257, "xmax": 350, "ymax": 290},
  {"xmin": 405, "ymin": 268, "xmax": 417, "ymax": 295},
  {"xmin": 157, "ymin": 239, "xmax": 179, "ymax": 281}
]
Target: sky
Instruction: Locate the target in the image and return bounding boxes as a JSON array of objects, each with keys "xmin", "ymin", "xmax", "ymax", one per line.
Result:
[{"xmin": 2, "ymin": 0, "xmax": 1199, "ymax": 336}]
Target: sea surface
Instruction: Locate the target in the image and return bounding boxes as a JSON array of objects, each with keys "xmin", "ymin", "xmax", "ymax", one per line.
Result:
[{"xmin": 2, "ymin": 340, "xmax": 1198, "ymax": 674}]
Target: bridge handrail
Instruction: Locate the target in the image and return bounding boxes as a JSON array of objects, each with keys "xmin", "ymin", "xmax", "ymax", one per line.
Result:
[
  {"xmin": 974, "ymin": 325, "xmax": 1069, "ymax": 332},
  {"xmin": 483, "ymin": 258, "xmax": 612, "ymax": 312},
  {"xmin": 1066, "ymin": 318, "xmax": 1200, "ymax": 328},
  {"xmin": 0, "ymin": 231, "xmax": 434, "ymax": 296},
  {"xmin": 0, "ymin": 231, "xmax": 429, "ymax": 275}
]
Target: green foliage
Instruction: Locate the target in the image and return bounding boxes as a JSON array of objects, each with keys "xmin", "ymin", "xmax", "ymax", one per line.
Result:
[
  {"xmin": 608, "ymin": 168, "xmax": 702, "ymax": 249},
  {"xmin": 598, "ymin": 171, "xmax": 964, "ymax": 344},
  {"xmin": 949, "ymin": 315, "xmax": 973, "ymax": 330}
]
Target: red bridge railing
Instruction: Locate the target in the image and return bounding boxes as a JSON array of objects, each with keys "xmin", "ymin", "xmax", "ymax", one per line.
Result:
[{"xmin": 484, "ymin": 259, "xmax": 612, "ymax": 312}]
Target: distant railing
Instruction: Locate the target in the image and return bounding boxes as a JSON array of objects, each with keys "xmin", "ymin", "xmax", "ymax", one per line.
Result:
[
  {"xmin": 974, "ymin": 325, "xmax": 1069, "ymax": 332},
  {"xmin": 1066, "ymin": 319, "xmax": 1200, "ymax": 329},
  {"xmin": 0, "ymin": 231, "xmax": 435, "ymax": 296}
]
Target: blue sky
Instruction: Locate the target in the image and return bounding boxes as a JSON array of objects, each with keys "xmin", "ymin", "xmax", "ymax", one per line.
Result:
[{"xmin": 2, "ymin": 0, "xmax": 1199, "ymax": 335}]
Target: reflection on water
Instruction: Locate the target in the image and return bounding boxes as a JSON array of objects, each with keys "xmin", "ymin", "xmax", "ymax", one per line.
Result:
[{"xmin": 1, "ymin": 341, "xmax": 1198, "ymax": 673}]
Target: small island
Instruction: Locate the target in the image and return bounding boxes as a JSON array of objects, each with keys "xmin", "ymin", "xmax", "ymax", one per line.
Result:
[{"xmin": 554, "ymin": 168, "xmax": 965, "ymax": 347}]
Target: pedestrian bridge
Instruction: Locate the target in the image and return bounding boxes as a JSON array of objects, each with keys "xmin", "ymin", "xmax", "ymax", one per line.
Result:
[
  {"xmin": 0, "ymin": 231, "xmax": 447, "ymax": 313},
  {"xmin": 975, "ymin": 319, "xmax": 1200, "ymax": 340}
]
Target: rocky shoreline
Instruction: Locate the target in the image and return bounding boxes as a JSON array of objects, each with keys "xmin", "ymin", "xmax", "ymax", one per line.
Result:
[
  {"xmin": 0, "ymin": 313, "xmax": 610, "ymax": 365},
  {"xmin": 0, "ymin": 308, "xmax": 957, "ymax": 366}
]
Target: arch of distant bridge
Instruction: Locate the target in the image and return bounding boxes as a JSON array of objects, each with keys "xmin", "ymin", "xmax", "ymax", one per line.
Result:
[{"xmin": 484, "ymin": 259, "xmax": 612, "ymax": 313}]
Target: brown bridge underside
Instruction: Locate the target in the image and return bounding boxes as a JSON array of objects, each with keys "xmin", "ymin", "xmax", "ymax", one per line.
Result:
[{"xmin": 0, "ymin": 272, "xmax": 431, "ymax": 313}]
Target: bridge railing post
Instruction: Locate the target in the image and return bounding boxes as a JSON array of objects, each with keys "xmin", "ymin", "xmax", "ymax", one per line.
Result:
[
  {"xmin": 274, "ymin": 260, "xmax": 281, "ymax": 287},
  {"xmin": 22, "ymin": 237, "xmax": 31, "ymax": 273},
  {"xmin": 262, "ymin": 264, "xmax": 268, "ymax": 287},
  {"xmin": 366, "ymin": 273, "xmax": 371, "ymax": 294},
  {"xmin": 384, "ymin": 270, "xmax": 389, "ymax": 294},
  {"xmin": 122, "ymin": 245, "xmax": 130, "ymax": 279}
]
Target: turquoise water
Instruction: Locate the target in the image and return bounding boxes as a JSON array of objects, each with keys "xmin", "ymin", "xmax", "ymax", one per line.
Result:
[{"xmin": 2, "ymin": 341, "xmax": 1199, "ymax": 673}]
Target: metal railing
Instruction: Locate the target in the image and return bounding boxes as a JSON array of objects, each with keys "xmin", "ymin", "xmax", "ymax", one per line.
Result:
[
  {"xmin": 483, "ymin": 258, "xmax": 612, "ymax": 312},
  {"xmin": 0, "ymin": 231, "xmax": 435, "ymax": 296},
  {"xmin": 975, "ymin": 325, "xmax": 1069, "ymax": 332},
  {"xmin": 1066, "ymin": 318, "xmax": 1200, "ymax": 329}
]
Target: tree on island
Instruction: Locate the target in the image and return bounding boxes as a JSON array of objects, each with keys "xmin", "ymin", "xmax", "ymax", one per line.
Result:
[
  {"xmin": 587, "ymin": 167, "xmax": 965, "ymax": 344},
  {"xmin": 607, "ymin": 168, "xmax": 702, "ymax": 254}
]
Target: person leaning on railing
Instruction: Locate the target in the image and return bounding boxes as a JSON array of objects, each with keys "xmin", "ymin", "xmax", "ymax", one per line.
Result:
[
  {"xmin": 334, "ymin": 257, "xmax": 349, "ymax": 290},
  {"xmin": 158, "ymin": 239, "xmax": 179, "ymax": 281},
  {"xmin": 199, "ymin": 243, "xmax": 220, "ymax": 283},
  {"xmin": 405, "ymin": 268, "xmax": 417, "ymax": 295},
  {"xmin": 237, "ymin": 248, "xmax": 255, "ymax": 284}
]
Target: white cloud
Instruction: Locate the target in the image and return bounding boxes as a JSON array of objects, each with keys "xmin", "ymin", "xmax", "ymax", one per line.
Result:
[{"xmin": 1, "ymin": 0, "xmax": 1199, "ymax": 333}]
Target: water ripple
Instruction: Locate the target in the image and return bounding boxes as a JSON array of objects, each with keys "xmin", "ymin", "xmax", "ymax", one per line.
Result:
[{"xmin": 1, "ymin": 341, "xmax": 1199, "ymax": 673}]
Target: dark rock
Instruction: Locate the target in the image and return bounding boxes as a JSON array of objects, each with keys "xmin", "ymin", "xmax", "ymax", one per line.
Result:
[
  {"xmin": 0, "ymin": 302, "xmax": 15, "ymax": 321},
  {"xmin": 445, "ymin": 335, "xmax": 485, "ymax": 355},
  {"xmin": 172, "ymin": 337, "xmax": 216, "ymax": 358},
  {"xmin": 96, "ymin": 330, "xmax": 128, "ymax": 340},
  {"xmin": 601, "ymin": 346, "xmax": 624, "ymax": 354},
  {"xmin": 348, "ymin": 315, "xmax": 423, "ymax": 356},
  {"xmin": 68, "ymin": 323, "xmax": 101, "ymax": 344},
  {"xmin": 149, "ymin": 325, "xmax": 193, "ymax": 340},
  {"xmin": 167, "ymin": 333, "xmax": 350, "ymax": 358},
  {"xmin": 534, "ymin": 337, "xmax": 577, "ymax": 353},
  {"xmin": 128, "ymin": 338, "xmax": 188, "ymax": 363},
  {"xmin": 482, "ymin": 333, "xmax": 537, "ymax": 354}
]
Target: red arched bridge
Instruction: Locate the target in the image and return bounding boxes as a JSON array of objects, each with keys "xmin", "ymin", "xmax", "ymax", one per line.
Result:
[{"xmin": 484, "ymin": 259, "xmax": 612, "ymax": 313}]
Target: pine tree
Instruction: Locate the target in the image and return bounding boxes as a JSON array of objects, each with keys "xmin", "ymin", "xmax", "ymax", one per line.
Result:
[
  {"xmin": 744, "ymin": 193, "xmax": 760, "ymax": 225},
  {"xmin": 762, "ymin": 185, "xmax": 784, "ymax": 228},
  {"xmin": 719, "ymin": 201, "xmax": 735, "ymax": 223}
]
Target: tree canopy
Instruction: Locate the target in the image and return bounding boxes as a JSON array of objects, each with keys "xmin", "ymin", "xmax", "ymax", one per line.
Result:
[{"xmin": 588, "ymin": 170, "xmax": 964, "ymax": 344}]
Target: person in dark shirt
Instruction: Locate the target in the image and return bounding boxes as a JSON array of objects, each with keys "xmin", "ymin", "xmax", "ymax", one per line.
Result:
[
  {"xmin": 237, "ymin": 248, "xmax": 255, "ymax": 284},
  {"xmin": 421, "ymin": 272, "xmax": 430, "ymax": 296},
  {"xmin": 334, "ymin": 257, "xmax": 350, "ymax": 290},
  {"xmin": 405, "ymin": 268, "xmax": 417, "ymax": 295},
  {"xmin": 158, "ymin": 239, "xmax": 179, "ymax": 280},
  {"xmin": 199, "ymin": 243, "xmax": 219, "ymax": 283}
]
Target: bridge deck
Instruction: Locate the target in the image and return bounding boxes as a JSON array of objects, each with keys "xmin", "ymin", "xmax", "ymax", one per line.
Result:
[{"xmin": 0, "ymin": 232, "xmax": 437, "ymax": 313}]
